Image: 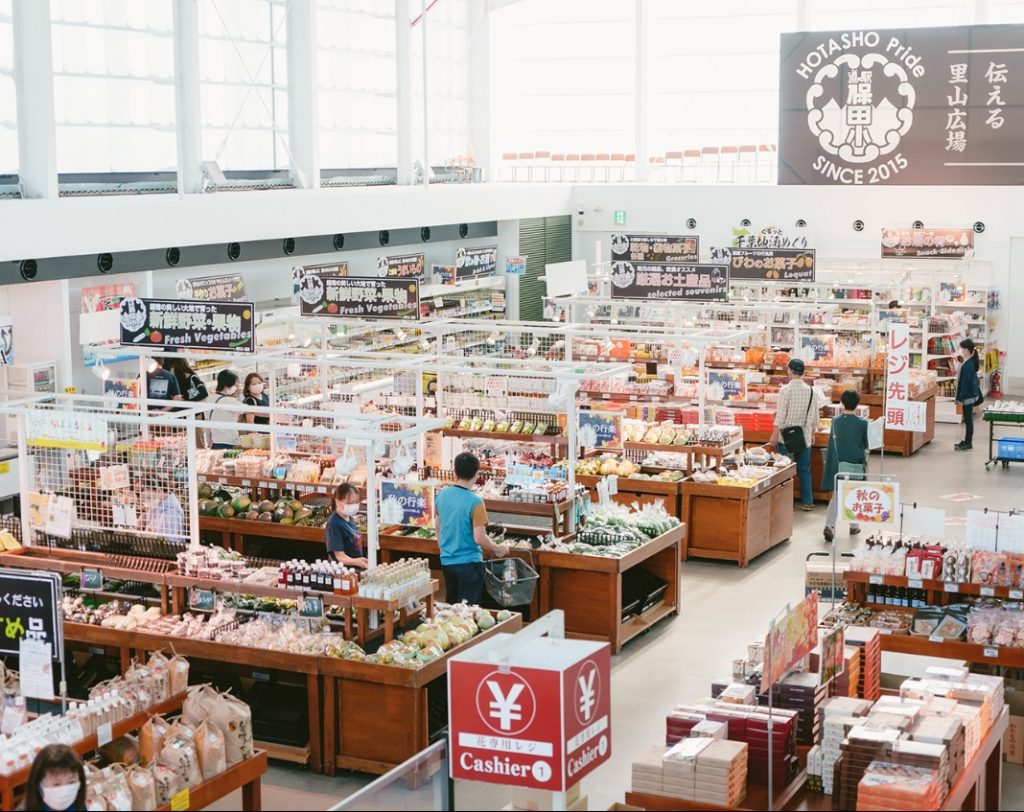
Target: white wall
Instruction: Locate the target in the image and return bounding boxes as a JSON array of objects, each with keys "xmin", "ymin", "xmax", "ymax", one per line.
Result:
[{"xmin": 570, "ymin": 183, "xmax": 1024, "ymax": 385}]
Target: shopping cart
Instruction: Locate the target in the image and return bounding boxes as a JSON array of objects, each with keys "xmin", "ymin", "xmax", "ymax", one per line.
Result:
[{"xmin": 483, "ymin": 552, "xmax": 539, "ymax": 608}]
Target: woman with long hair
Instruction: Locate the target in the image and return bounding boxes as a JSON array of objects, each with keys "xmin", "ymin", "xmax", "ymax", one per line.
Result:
[
  {"xmin": 23, "ymin": 744, "xmax": 87, "ymax": 811},
  {"xmin": 955, "ymin": 337, "xmax": 982, "ymax": 451}
]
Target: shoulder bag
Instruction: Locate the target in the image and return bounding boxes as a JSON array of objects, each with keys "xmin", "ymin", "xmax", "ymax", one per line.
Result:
[
  {"xmin": 780, "ymin": 388, "xmax": 815, "ymax": 457},
  {"xmin": 185, "ymin": 374, "xmax": 209, "ymax": 403}
]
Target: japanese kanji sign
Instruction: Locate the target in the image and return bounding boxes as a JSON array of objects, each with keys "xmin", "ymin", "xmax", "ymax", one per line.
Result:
[
  {"xmin": 838, "ymin": 480, "xmax": 899, "ymax": 527},
  {"xmin": 707, "ymin": 370, "xmax": 747, "ymax": 402},
  {"xmin": 610, "ymin": 234, "xmax": 699, "ymax": 264},
  {"xmin": 119, "ymin": 298, "xmax": 255, "ymax": 352},
  {"xmin": 885, "ymin": 322, "xmax": 923, "ymax": 431},
  {"xmin": 780, "ymin": 24, "xmax": 1024, "ymax": 185},
  {"xmin": 176, "ymin": 273, "xmax": 248, "ymax": 302},
  {"xmin": 0, "ymin": 569, "xmax": 62, "ymax": 660},
  {"xmin": 299, "ymin": 276, "xmax": 421, "ymax": 321},
  {"xmin": 712, "ymin": 247, "xmax": 816, "ymax": 281},
  {"xmin": 577, "ymin": 411, "xmax": 623, "ymax": 450},
  {"xmin": 610, "ymin": 262, "xmax": 728, "ymax": 302},
  {"xmin": 456, "ymin": 246, "xmax": 498, "ymax": 278},
  {"xmin": 379, "ymin": 480, "xmax": 435, "ymax": 528},
  {"xmin": 882, "ymin": 227, "xmax": 974, "ymax": 259},
  {"xmin": 378, "ymin": 253, "xmax": 425, "ymax": 278},
  {"xmin": 449, "ymin": 633, "xmax": 611, "ymax": 791}
]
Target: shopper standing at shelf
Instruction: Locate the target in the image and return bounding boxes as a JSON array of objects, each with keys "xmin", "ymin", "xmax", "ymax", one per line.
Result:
[
  {"xmin": 207, "ymin": 370, "xmax": 242, "ymax": 449},
  {"xmin": 435, "ymin": 452, "xmax": 508, "ymax": 605},
  {"xmin": 325, "ymin": 483, "xmax": 369, "ymax": 569},
  {"xmin": 955, "ymin": 337, "xmax": 983, "ymax": 451},
  {"xmin": 22, "ymin": 744, "xmax": 87, "ymax": 811},
  {"xmin": 769, "ymin": 358, "xmax": 820, "ymax": 512},
  {"xmin": 822, "ymin": 390, "xmax": 869, "ymax": 543},
  {"xmin": 242, "ymin": 372, "xmax": 270, "ymax": 425}
]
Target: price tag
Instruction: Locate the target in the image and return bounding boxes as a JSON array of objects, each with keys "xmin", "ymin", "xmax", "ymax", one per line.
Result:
[
  {"xmin": 299, "ymin": 595, "xmax": 324, "ymax": 619},
  {"xmin": 170, "ymin": 788, "xmax": 190, "ymax": 811},
  {"xmin": 1011, "ymin": 589, "xmax": 1023, "ymax": 600},
  {"xmin": 607, "ymin": 476, "xmax": 619, "ymax": 496},
  {"xmin": 88, "ymin": 646, "xmax": 104, "ymax": 656},
  {"xmin": 980, "ymin": 586, "xmax": 995, "ymax": 597},
  {"xmin": 944, "ymin": 582, "xmax": 960, "ymax": 593},
  {"xmin": 81, "ymin": 569, "xmax": 103, "ymax": 592},
  {"xmin": 259, "ymin": 481, "xmax": 270, "ymax": 489},
  {"xmin": 251, "ymin": 671, "xmax": 270, "ymax": 682},
  {"xmin": 869, "ymin": 575, "xmax": 884, "ymax": 585},
  {"xmin": 983, "ymin": 646, "xmax": 999, "ymax": 658},
  {"xmin": 241, "ymin": 479, "xmax": 251, "ymax": 487},
  {"xmin": 908, "ymin": 578, "xmax": 923, "ymax": 590},
  {"xmin": 879, "ymin": 628, "xmax": 892, "ymax": 635},
  {"xmin": 929, "ymin": 633, "xmax": 943, "ymax": 643},
  {"xmin": 434, "ymin": 298, "xmax": 445, "ymax": 309},
  {"xmin": 97, "ymin": 721, "xmax": 113, "ymax": 747},
  {"xmin": 188, "ymin": 588, "xmax": 216, "ymax": 612},
  {"xmin": 217, "ymin": 477, "xmax": 226, "ymax": 484}
]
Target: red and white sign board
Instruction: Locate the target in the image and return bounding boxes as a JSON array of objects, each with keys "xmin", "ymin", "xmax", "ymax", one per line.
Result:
[
  {"xmin": 885, "ymin": 322, "xmax": 925, "ymax": 431},
  {"xmin": 449, "ymin": 634, "xmax": 611, "ymax": 791}
]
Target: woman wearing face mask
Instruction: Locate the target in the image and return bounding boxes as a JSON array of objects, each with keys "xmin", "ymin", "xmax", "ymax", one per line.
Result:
[
  {"xmin": 208, "ymin": 370, "xmax": 242, "ymax": 450},
  {"xmin": 23, "ymin": 744, "xmax": 86, "ymax": 811},
  {"xmin": 242, "ymin": 372, "xmax": 270, "ymax": 425},
  {"xmin": 325, "ymin": 483, "xmax": 369, "ymax": 569},
  {"xmin": 955, "ymin": 337, "xmax": 983, "ymax": 451},
  {"xmin": 140, "ymin": 477, "xmax": 185, "ymax": 542}
]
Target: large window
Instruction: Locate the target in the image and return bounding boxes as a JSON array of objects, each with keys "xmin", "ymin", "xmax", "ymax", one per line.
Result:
[
  {"xmin": 50, "ymin": 0, "xmax": 176, "ymax": 173},
  {"xmin": 0, "ymin": 0, "xmax": 15, "ymax": 175}
]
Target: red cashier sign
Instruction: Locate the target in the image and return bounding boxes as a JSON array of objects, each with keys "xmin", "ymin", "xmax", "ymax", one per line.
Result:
[{"xmin": 449, "ymin": 636, "xmax": 611, "ymax": 791}]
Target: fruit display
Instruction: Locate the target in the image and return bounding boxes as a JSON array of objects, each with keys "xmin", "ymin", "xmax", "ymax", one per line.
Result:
[
  {"xmin": 573, "ymin": 503, "xmax": 682, "ymax": 557},
  {"xmin": 197, "ymin": 483, "xmax": 331, "ymax": 527},
  {"xmin": 623, "ymin": 420, "xmax": 694, "ymax": 446},
  {"xmin": 575, "ymin": 455, "xmax": 641, "ymax": 478}
]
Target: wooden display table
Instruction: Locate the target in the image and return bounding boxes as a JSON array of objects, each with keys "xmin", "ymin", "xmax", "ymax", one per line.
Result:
[
  {"xmin": 680, "ymin": 465, "xmax": 795, "ymax": 567},
  {"xmin": 321, "ymin": 612, "xmax": 523, "ymax": 776},
  {"xmin": 857, "ymin": 384, "xmax": 937, "ymax": 456},
  {"xmin": 157, "ymin": 750, "xmax": 269, "ymax": 812},
  {"xmin": 483, "ymin": 497, "xmax": 574, "ymax": 537},
  {"xmin": 536, "ymin": 524, "xmax": 684, "ymax": 653},
  {"xmin": 199, "ymin": 515, "xmax": 324, "ymax": 555},
  {"xmin": 576, "ymin": 474, "xmax": 682, "ymax": 518}
]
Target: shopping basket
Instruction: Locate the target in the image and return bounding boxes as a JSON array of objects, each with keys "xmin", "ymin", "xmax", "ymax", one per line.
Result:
[{"xmin": 483, "ymin": 552, "xmax": 539, "ymax": 607}]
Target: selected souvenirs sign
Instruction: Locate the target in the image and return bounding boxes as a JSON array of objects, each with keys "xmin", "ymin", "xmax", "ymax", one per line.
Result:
[
  {"xmin": 119, "ymin": 298, "xmax": 255, "ymax": 352},
  {"xmin": 712, "ymin": 247, "xmax": 816, "ymax": 281},
  {"xmin": 175, "ymin": 273, "xmax": 247, "ymax": 301},
  {"xmin": 378, "ymin": 253, "xmax": 425, "ymax": 278},
  {"xmin": 457, "ymin": 246, "xmax": 498, "ymax": 278},
  {"xmin": 299, "ymin": 276, "xmax": 420, "ymax": 320},
  {"xmin": 780, "ymin": 24, "xmax": 1024, "ymax": 185},
  {"xmin": 610, "ymin": 233, "xmax": 698, "ymax": 264},
  {"xmin": 610, "ymin": 263, "xmax": 728, "ymax": 302},
  {"xmin": 881, "ymin": 227, "xmax": 974, "ymax": 259}
]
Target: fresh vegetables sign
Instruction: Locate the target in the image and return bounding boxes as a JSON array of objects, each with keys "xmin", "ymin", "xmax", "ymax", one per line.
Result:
[
  {"xmin": 577, "ymin": 412, "xmax": 623, "ymax": 450},
  {"xmin": 299, "ymin": 276, "xmax": 421, "ymax": 320},
  {"xmin": 839, "ymin": 480, "xmax": 899, "ymax": 527},
  {"xmin": 380, "ymin": 481, "xmax": 435, "ymax": 528},
  {"xmin": 119, "ymin": 298, "xmax": 255, "ymax": 352}
]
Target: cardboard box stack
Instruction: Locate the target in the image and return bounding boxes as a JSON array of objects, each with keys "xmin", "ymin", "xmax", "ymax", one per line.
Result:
[
  {"xmin": 778, "ymin": 671, "xmax": 829, "ymax": 745},
  {"xmin": 630, "ymin": 739, "xmax": 749, "ymax": 806},
  {"xmin": 507, "ymin": 785, "xmax": 587, "ymax": 812},
  {"xmin": 835, "ymin": 727, "xmax": 902, "ymax": 810},
  {"xmin": 844, "ymin": 626, "xmax": 881, "ymax": 701},
  {"xmin": 807, "ymin": 697, "xmax": 873, "ymax": 795},
  {"xmin": 834, "ymin": 645, "xmax": 862, "ymax": 698},
  {"xmin": 855, "ymin": 762, "xmax": 943, "ymax": 811}
]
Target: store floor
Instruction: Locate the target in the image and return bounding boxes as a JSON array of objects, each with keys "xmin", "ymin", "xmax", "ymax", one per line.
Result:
[{"xmin": 209, "ymin": 423, "xmax": 1024, "ymax": 811}]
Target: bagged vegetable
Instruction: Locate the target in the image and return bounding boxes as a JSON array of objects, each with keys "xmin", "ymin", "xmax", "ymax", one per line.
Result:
[
  {"xmin": 183, "ymin": 685, "xmax": 253, "ymax": 765},
  {"xmin": 195, "ymin": 720, "xmax": 227, "ymax": 779},
  {"xmin": 126, "ymin": 765, "xmax": 157, "ymax": 811},
  {"xmin": 159, "ymin": 734, "xmax": 201, "ymax": 789},
  {"xmin": 139, "ymin": 715, "xmax": 171, "ymax": 765},
  {"xmin": 151, "ymin": 763, "xmax": 181, "ymax": 807}
]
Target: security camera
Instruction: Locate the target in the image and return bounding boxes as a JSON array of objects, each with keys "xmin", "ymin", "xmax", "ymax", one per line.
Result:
[
  {"xmin": 687, "ymin": 218, "xmax": 697, "ymax": 230},
  {"xmin": 795, "ymin": 219, "xmax": 807, "ymax": 228},
  {"xmin": 912, "ymin": 220, "xmax": 924, "ymax": 229},
  {"xmin": 853, "ymin": 220, "xmax": 865, "ymax": 232},
  {"xmin": 577, "ymin": 208, "xmax": 585, "ymax": 216},
  {"xmin": 974, "ymin": 221, "xmax": 986, "ymax": 234},
  {"xmin": 740, "ymin": 218, "xmax": 751, "ymax": 228}
]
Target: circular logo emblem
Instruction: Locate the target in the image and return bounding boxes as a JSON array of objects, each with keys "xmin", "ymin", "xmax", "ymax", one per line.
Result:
[
  {"xmin": 610, "ymin": 233, "xmax": 630, "ymax": 257},
  {"xmin": 475, "ymin": 671, "xmax": 537, "ymax": 736},
  {"xmin": 456, "ymin": 247, "xmax": 468, "ymax": 268},
  {"xmin": 610, "ymin": 262, "xmax": 635, "ymax": 289},
  {"xmin": 299, "ymin": 273, "xmax": 325, "ymax": 305},
  {"xmin": 376, "ymin": 257, "xmax": 389, "ymax": 277},
  {"xmin": 176, "ymin": 279, "xmax": 194, "ymax": 298},
  {"xmin": 806, "ymin": 52, "xmax": 914, "ymax": 164},
  {"xmin": 119, "ymin": 298, "xmax": 148, "ymax": 333},
  {"xmin": 573, "ymin": 660, "xmax": 602, "ymax": 726}
]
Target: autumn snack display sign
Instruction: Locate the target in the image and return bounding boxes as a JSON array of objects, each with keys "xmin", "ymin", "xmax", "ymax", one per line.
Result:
[{"xmin": 839, "ymin": 481, "xmax": 899, "ymax": 527}]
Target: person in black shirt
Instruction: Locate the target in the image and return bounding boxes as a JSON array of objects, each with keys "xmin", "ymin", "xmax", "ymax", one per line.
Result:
[
  {"xmin": 324, "ymin": 483, "xmax": 368, "ymax": 568},
  {"xmin": 242, "ymin": 372, "xmax": 270, "ymax": 426},
  {"xmin": 145, "ymin": 365, "xmax": 181, "ymax": 411}
]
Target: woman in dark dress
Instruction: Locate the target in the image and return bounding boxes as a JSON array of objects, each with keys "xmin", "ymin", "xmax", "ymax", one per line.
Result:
[{"xmin": 955, "ymin": 338, "xmax": 982, "ymax": 451}]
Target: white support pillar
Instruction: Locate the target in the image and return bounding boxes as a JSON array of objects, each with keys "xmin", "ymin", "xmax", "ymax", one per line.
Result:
[
  {"xmin": 286, "ymin": 0, "xmax": 320, "ymax": 189},
  {"xmin": 395, "ymin": 0, "xmax": 413, "ymax": 185},
  {"xmin": 634, "ymin": 0, "xmax": 650, "ymax": 183},
  {"xmin": 467, "ymin": 4, "xmax": 492, "ymax": 180},
  {"xmin": 12, "ymin": 0, "xmax": 58, "ymax": 199},
  {"xmin": 975, "ymin": 0, "xmax": 990, "ymax": 23},
  {"xmin": 172, "ymin": 0, "xmax": 203, "ymax": 194},
  {"xmin": 420, "ymin": 0, "xmax": 430, "ymax": 187},
  {"xmin": 796, "ymin": 0, "xmax": 809, "ymax": 29}
]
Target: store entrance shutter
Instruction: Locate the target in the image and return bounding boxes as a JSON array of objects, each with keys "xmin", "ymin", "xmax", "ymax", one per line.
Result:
[{"xmin": 518, "ymin": 214, "xmax": 571, "ymax": 322}]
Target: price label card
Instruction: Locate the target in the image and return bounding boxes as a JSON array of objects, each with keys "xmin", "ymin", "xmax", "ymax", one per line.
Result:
[
  {"xmin": 908, "ymin": 578, "xmax": 923, "ymax": 590},
  {"xmin": 433, "ymin": 298, "xmax": 445, "ymax": 309},
  {"xmin": 188, "ymin": 588, "xmax": 216, "ymax": 612},
  {"xmin": 869, "ymin": 575, "xmax": 884, "ymax": 585},
  {"xmin": 170, "ymin": 788, "xmax": 190, "ymax": 811},
  {"xmin": 929, "ymin": 633, "xmax": 943, "ymax": 643},
  {"xmin": 983, "ymin": 646, "xmax": 999, "ymax": 658},
  {"xmin": 606, "ymin": 475, "xmax": 619, "ymax": 496},
  {"xmin": 241, "ymin": 480, "xmax": 251, "ymax": 487},
  {"xmin": 980, "ymin": 586, "xmax": 995, "ymax": 597},
  {"xmin": 944, "ymin": 582, "xmax": 960, "ymax": 593},
  {"xmin": 251, "ymin": 671, "xmax": 270, "ymax": 682},
  {"xmin": 97, "ymin": 721, "xmax": 113, "ymax": 746},
  {"xmin": 299, "ymin": 595, "xmax": 324, "ymax": 619},
  {"xmin": 81, "ymin": 568, "xmax": 103, "ymax": 591},
  {"xmin": 1011, "ymin": 589, "xmax": 1023, "ymax": 600}
]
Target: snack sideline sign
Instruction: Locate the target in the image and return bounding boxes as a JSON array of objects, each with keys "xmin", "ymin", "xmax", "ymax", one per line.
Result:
[
  {"xmin": 779, "ymin": 24, "xmax": 1024, "ymax": 185},
  {"xmin": 881, "ymin": 227, "xmax": 974, "ymax": 259}
]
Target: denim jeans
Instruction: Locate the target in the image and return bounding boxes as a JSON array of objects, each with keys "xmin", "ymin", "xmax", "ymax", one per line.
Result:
[
  {"xmin": 443, "ymin": 561, "xmax": 485, "ymax": 605},
  {"xmin": 778, "ymin": 442, "xmax": 813, "ymax": 506}
]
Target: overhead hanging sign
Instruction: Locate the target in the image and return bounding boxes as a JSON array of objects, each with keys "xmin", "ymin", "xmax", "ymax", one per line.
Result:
[
  {"xmin": 379, "ymin": 480, "xmax": 436, "ymax": 528},
  {"xmin": 82, "ymin": 283, "xmax": 135, "ymax": 314},
  {"xmin": 119, "ymin": 298, "xmax": 255, "ymax": 352},
  {"xmin": 378, "ymin": 253, "xmax": 425, "ymax": 279},
  {"xmin": 610, "ymin": 262, "xmax": 728, "ymax": 302},
  {"xmin": 610, "ymin": 233, "xmax": 699, "ymax": 264},
  {"xmin": 729, "ymin": 222, "xmax": 812, "ymax": 250},
  {"xmin": 0, "ymin": 569, "xmax": 63, "ymax": 660},
  {"xmin": 779, "ymin": 24, "xmax": 1024, "ymax": 185},
  {"xmin": 881, "ymin": 227, "xmax": 974, "ymax": 259},
  {"xmin": 175, "ymin": 273, "xmax": 248, "ymax": 302},
  {"xmin": 457, "ymin": 246, "xmax": 498, "ymax": 278},
  {"xmin": 432, "ymin": 264, "xmax": 457, "ymax": 286},
  {"xmin": 300, "ymin": 276, "xmax": 421, "ymax": 320},
  {"xmin": 577, "ymin": 412, "xmax": 623, "ymax": 450},
  {"xmin": 711, "ymin": 247, "xmax": 816, "ymax": 281}
]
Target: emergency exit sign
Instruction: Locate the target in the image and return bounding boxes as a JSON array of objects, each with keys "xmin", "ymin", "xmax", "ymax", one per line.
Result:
[{"xmin": 613, "ymin": 210, "xmax": 627, "ymax": 225}]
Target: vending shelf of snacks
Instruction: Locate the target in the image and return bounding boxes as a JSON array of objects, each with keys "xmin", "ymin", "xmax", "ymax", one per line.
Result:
[
  {"xmin": 537, "ymin": 521, "xmax": 685, "ymax": 654},
  {"xmin": 680, "ymin": 460, "xmax": 796, "ymax": 567},
  {"xmin": 320, "ymin": 608, "xmax": 522, "ymax": 776}
]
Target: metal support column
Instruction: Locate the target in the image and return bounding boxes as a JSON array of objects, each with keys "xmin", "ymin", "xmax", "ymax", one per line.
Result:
[
  {"xmin": 634, "ymin": 0, "xmax": 650, "ymax": 183},
  {"xmin": 395, "ymin": 0, "xmax": 413, "ymax": 185},
  {"xmin": 172, "ymin": 0, "xmax": 203, "ymax": 195},
  {"xmin": 12, "ymin": 0, "xmax": 58, "ymax": 199},
  {"xmin": 286, "ymin": 0, "xmax": 320, "ymax": 189},
  {"xmin": 467, "ymin": 5, "xmax": 492, "ymax": 180}
]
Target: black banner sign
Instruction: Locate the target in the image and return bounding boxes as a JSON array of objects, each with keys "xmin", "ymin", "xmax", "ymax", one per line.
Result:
[
  {"xmin": 377, "ymin": 253, "xmax": 425, "ymax": 278},
  {"xmin": 456, "ymin": 246, "xmax": 498, "ymax": 278},
  {"xmin": 0, "ymin": 569, "xmax": 62, "ymax": 660},
  {"xmin": 609, "ymin": 262, "xmax": 728, "ymax": 302},
  {"xmin": 711, "ymin": 247, "xmax": 816, "ymax": 281},
  {"xmin": 610, "ymin": 234, "xmax": 699, "ymax": 263},
  {"xmin": 780, "ymin": 24, "xmax": 1024, "ymax": 185},
  {"xmin": 299, "ymin": 276, "xmax": 420, "ymax": 320},
  {"xmin": 175, "ymin": 273, "xmax": 247, "ymax": 302},
  {"xmin": 119, "ymin": 298, "xmax": 255, "ymax": 352},
  {"xmin": 881, "ymin": 227, "xmax": 974, "ymax": 258}
]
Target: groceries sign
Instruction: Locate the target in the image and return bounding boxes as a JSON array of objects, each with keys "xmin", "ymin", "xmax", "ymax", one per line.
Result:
[
  {"xmin": 780, "ymin": 24, "xmax": 1024, "ymax": 185},
  {"xmin": 450, "ymin": 635, "xmax": 611, "ymax": 791}
]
